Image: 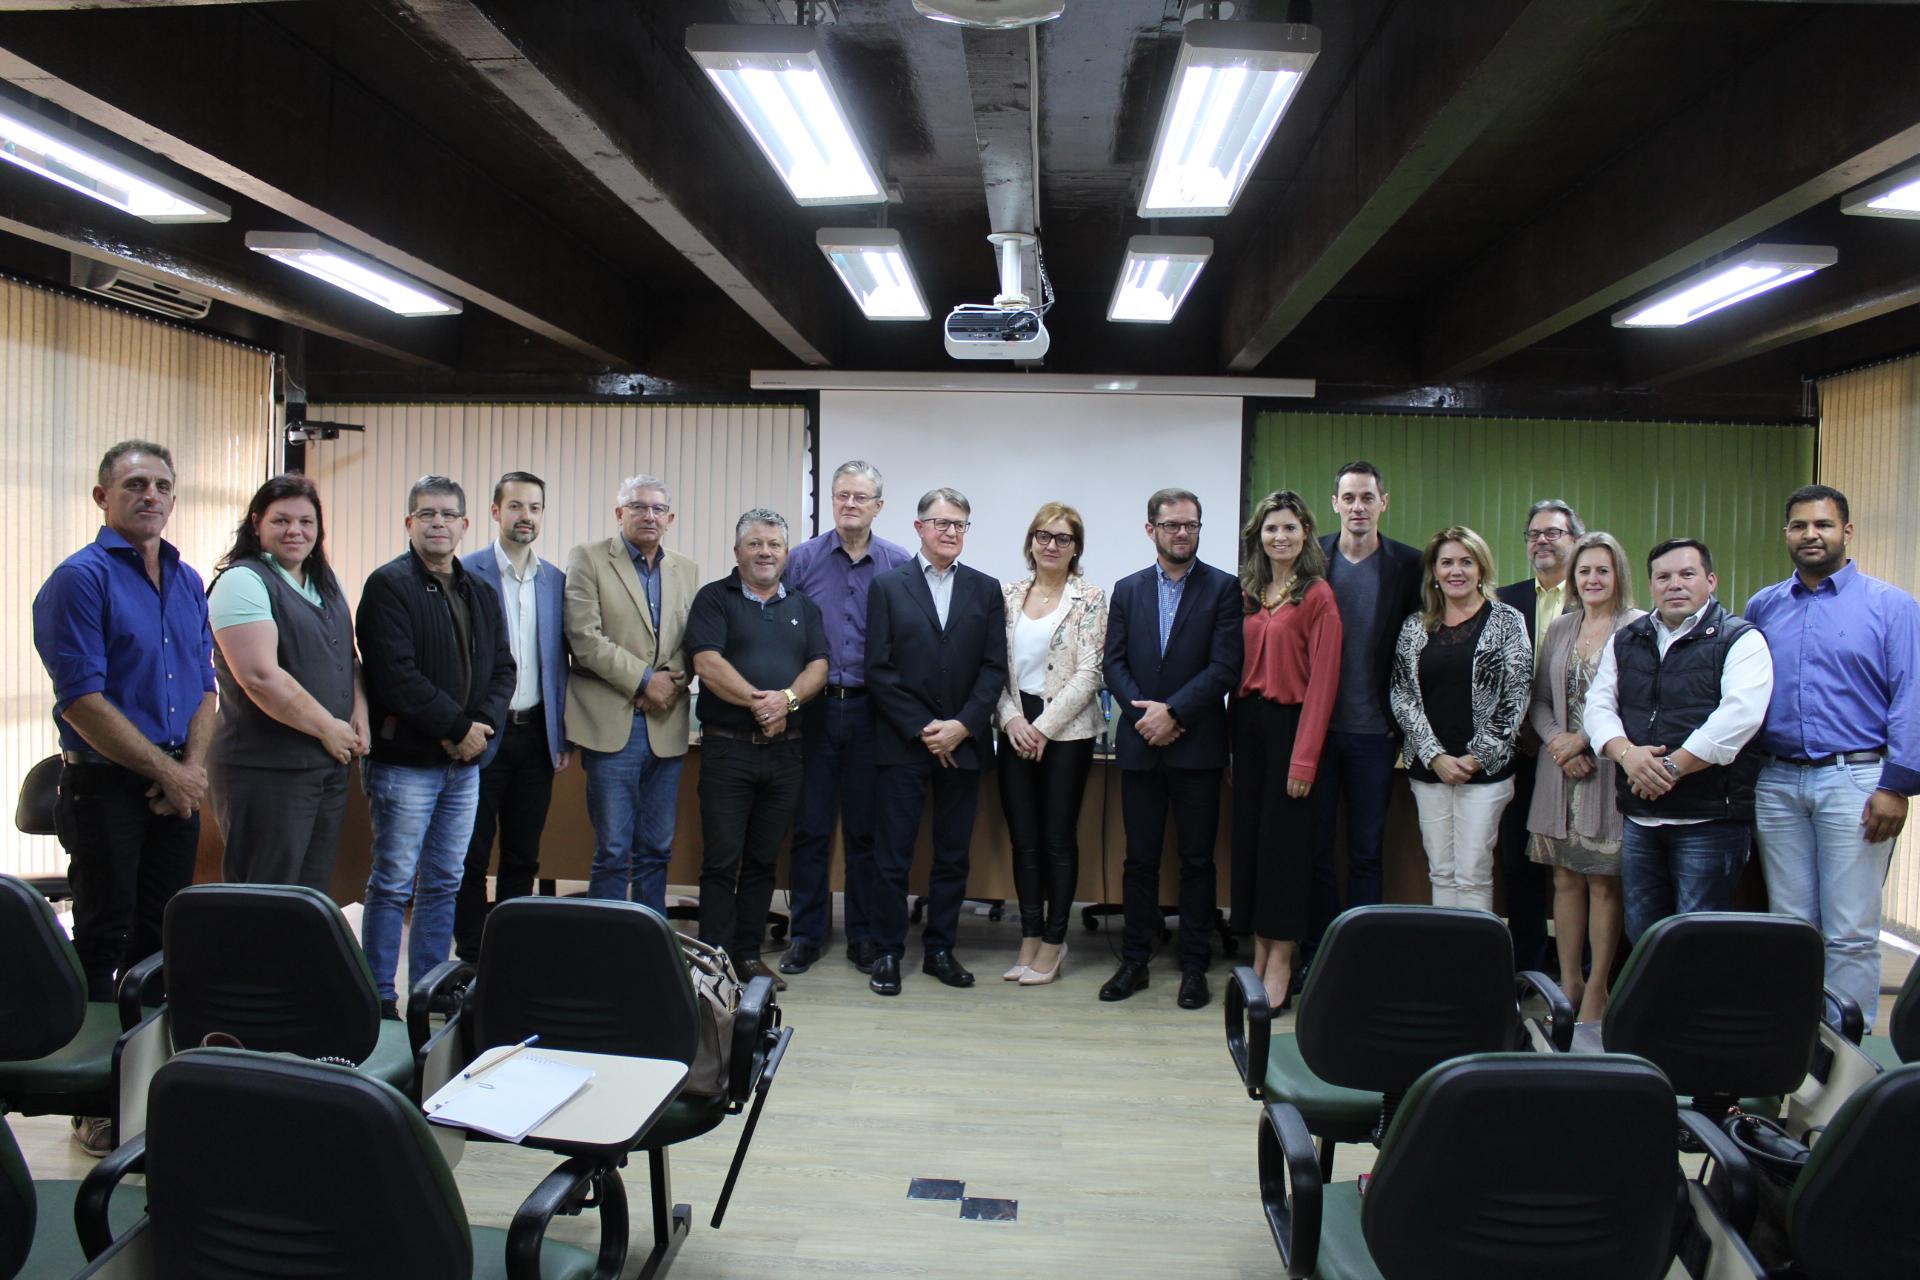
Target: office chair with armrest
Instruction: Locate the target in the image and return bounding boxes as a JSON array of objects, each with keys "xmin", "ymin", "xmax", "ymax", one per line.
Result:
[
  {"xmin": 1224, "ymin": 904, "xmax": 1562, "ymax": 1181},
  {"xmin": 1776, "ymin": 1061, "xmax": 1920, "ymax": 1280},
  {"xmin": 1260, "ymin": 1052, "xmax": 1766, "ymax": 1280},
  {"xmin": 12, "ymin": 756, "xmax": 70, "ymax": 905},
  {"xmin": 1853, "ymin": 957, "xmax": 1919, "ymax": 1071},
  {"xmin": 415, "ymin": 897, "xmax": 792, "ymax": 1280},
  {"xmin": 72, "ymin": 1048, "xmax": 615, "ymax": 1280},
  {"xmin": 1781, "ymin": 986, "xmax": 1885, "ymax": 1142}
]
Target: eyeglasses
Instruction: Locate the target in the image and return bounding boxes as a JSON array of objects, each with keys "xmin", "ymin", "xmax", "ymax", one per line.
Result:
[
  {"xmin": 1153, "ymin": 520, "xmax": 1202, "ymax": 534},
  {"xmin": 1031, "ymin": 531, "xmax": 1077, "ymax": 549},
  {"xmin": 622, "ymin": 501, "xmax": 671, "ymax": 517},
  {"xmin": 1524, "ymin": 528, "xmax": 1570, "ymax": 544},
  {"xmin": 832, "ymin": 491, "xmax": 877, "ymax": 507},
  {"xmin": 921, "ymin": 518, "xmax": 971, "ymax": 534},
  {"xmin": 410, "ymin": 508, "xmax": 464, "ymax": 524}
]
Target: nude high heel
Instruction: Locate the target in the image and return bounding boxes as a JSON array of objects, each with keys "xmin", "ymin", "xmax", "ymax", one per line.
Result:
[{"xmin": 1019, "ymin": 941, "xmax": 1067, "ymax": 985}]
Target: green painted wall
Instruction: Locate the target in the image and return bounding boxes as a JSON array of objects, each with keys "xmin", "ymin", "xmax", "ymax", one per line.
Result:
[{"xmin": 1246, "ymin": 413, "xmax": 1815, "ymax": 612}]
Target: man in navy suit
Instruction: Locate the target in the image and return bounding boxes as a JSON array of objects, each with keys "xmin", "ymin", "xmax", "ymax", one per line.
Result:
[
  {"xmin": 453, "ymin": 471, "xmax": 571, "ymax": 960},
  {"xmin": 864, "ymin": 487, "xmax": 1007, "ymax": 997},
  {"xmin": 1100, "ymin": 487, "xmax": 1243, "ymax": 1010}
]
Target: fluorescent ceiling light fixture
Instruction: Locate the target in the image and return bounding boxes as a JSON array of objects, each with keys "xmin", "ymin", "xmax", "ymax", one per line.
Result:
[
  {"xmin": 1108, "ymin": 235, "xmax": 1212, "ymax": 323},
  {"xmin": 1610, "ymin": 245, "xmax": 1837, "ymax": 328},
  {"xmin": 816, "ymin": 228, "xmax": 929, "ymax": 320},
  {"xmin": 0, "ymin": 99, "xmax": 228, "ymax": 223},
  {"xmin": 1840, "ymin": 160, "xmax": 1920, "ymax": 220},
  {"xmin": 244, "ymin": 232, "xmax": 462, "ymax": 317},
  {"xmin": 686, "ymin": 24, "xmax": 886, "ymax": 206},
  {"xmin": 1137, "ymin": 20, "xmax": 1319, "ymax": 218}
]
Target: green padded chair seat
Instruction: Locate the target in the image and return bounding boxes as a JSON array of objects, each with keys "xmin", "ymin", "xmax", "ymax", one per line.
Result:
[
  {"xmin": 359, "ymin": 1019, "xmax": 416, "ymax": 1093},
  {"xmin": 1263, "ymin": 1036, "xmax": 1381, "ymax": 1142},
  {"xmin": 1310, "ymin": 1182, "xmax": 1381, "ymax": 1280},
  {"xmin": 638, "ymin": 1091, "xmax": 730, "ymax": 1149},
  {"xmin": 22, "ymin": 1177, "xmax": 147, "ymax": 1280},
  {"xmin": 469, "ymin": 1226, "xmax": 597, "ymax": 1280},
  {"xmin": 0, "ymin": 1002, "xmax": 118, "ymax": 1116},
  {"xmin": 1862, "ymin": 1035, "xmax": 1905, "ymax": 1072}
]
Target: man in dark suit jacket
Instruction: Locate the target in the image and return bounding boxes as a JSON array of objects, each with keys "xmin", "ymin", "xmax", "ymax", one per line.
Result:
[
  {"xmin": 453, "ymin": 472, "xmax": 572, "ymax": 961},
  {"xmin": 1309, "ymin": 461, "xmax": 1424, "ymax": 954},
  {"xmin": 1099, "ymin": 487, "xmax": 1243, "ymax": 1010},
  {"xmin": 863, "ymin": 487, "xmax": 1008, "ymax": 997},
  {"xmin": 1493, "ymin": 498, "xmax": 1582, "ymax": 971}
]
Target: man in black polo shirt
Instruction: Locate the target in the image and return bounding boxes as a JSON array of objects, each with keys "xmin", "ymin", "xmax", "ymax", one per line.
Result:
[{"xmin": 688, "ymin": 508, "xmax": 828, "ymax": 989}]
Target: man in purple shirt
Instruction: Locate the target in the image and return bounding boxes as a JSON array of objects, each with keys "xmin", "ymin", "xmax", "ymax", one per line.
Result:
[
  {"xmin": 1748, "ymin": 484, "xmax": 1920, "ymax": 1029},
  {"xmin": 778, "ymin": 461, "xmax": 912, "ymax": 975}
]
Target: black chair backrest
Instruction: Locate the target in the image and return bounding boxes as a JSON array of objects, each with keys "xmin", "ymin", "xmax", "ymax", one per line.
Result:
[
  {"xmin": 468, "ymin": 898, "xmax": 700, "ymax": 1063},
  {"xmin": 0, "ymin": 873, "xmax": 87, "ymax": 1061},
  {"xmin": 1363, "ymin": 1053, "xmax": 1680, "ymax": 1280},
  {"xmin": 145, "ymin": 1049, "xmax": 469, "ymax": 1280},
  {"xmin": 161, "ymin": 885, "xmax": 379, "ymax": 1063},
  {"xmin": 1787, "ymin": 1062, "xmax": 1920, "ymax": 1280},
  {"xmin": 1888, "ymin": 960, "xmax": 1919, "ymax": 1064},
  {"xmin": 1602, "ymin": 912, "xmax": 1823, "ymax": 1099},
  {"xmin": 1, "ymin": 1116, "xmax": 32, "ymax": 1280},
  {"xmin": 14, "ymin": 756, "xmax": 59, "ymax": 837},
  {"xmin": 1296, "ymin": 905, "xmax": 1516, "ymax": 1095}
]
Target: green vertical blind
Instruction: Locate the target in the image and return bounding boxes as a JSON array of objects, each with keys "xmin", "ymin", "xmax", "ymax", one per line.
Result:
[{"xmin": 1246, "ymin": 413, "xmax": 1814, "ymax": 612}]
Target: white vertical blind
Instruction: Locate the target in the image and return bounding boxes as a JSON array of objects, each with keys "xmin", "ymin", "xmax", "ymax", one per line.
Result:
[
  {"xmin": 0, "ymin": 276, "xmax": 275, "ymax": 877},
  {"xmin": 299, "ymin": 402, "xmax": 810, "ymax": 619},
  {"xmin": 1817, "ymin": 354, "xmax": 1920, "ymax": 943}
]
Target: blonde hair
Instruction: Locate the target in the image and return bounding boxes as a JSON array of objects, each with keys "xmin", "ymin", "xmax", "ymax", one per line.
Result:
[
  {"xmin": 1022, "ymin": 501, "xmax": 1085, "ymax": 576},
  {"xmin": 1566, "ymin": 531, "xmax": 1637, "ymax": 617},
  {"xmin": 1418, "ymin": 526, "xmax": 1498, "ymax": 631}
]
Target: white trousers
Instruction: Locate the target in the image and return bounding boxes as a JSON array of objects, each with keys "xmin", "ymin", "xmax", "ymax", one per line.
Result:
[{"xmin": 1409, "ymin": 777, "xmax": 1516, "ymax": 912}]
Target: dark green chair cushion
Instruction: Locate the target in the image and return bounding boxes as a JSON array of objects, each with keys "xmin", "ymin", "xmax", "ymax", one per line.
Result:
[
  {"xmin": 469, "ymin": 1226, "xmax": 597, "ymax": 1280},
  {"xmin": 0, "ymin": 1001, "xmax": 118, "ymax": 1116},
  {"xmin": 360, "ymin": 1019, "xmax": 416, "ymax": 1093},
  {"xmin": 639, "ymin": 1091, "xmax": 730, "ymax": 1149},
  {"xmin": 1263, "ymin": 1035, "xmax": 1381, "ymax": 1143},
  {"xmin": 1862, "ymin": 1034, "xmax": 1905, "ymax": 1072},
  {"xmin": 21, "ymin": 1176, "xmax": 148, "ymax": 1280},
  {"xmin": 1311, "ymin": 1182, "xmax": 1381, "ymax": 1280}
]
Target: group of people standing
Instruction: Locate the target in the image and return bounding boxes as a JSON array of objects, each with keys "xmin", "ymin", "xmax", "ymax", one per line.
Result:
[{"xmin": 32, "ymin": 443, "xmax": 1919, "ymax": 1078}]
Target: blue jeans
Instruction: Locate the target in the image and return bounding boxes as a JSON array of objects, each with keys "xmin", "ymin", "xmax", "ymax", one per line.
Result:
[
  {"xmin": 361, "ymin": 759, "xmax": 481, "ymax": 1003},
  {"xmin": 1621, "ymin": 818, "xmax": 1751, "ymax": 945},
  {"xmin": 582, "ymin": 713, "xmax": 685, "ymax": 911},
  {"xmin": 1754, "ymin": 759, "xmax": 1897, "ymax": 1028},
  {"xmin": 788, "ymin": 695, "xmax": 879, "ymax": 948},
  {"xmin": 1309, "ymin": 731, "xmax": 1398, "ymax": 946}
]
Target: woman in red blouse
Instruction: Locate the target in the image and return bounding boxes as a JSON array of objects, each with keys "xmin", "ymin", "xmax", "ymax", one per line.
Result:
[{"xmin": 1233, "ymin": 490, "xmax": 1344, "ymax": 1009}]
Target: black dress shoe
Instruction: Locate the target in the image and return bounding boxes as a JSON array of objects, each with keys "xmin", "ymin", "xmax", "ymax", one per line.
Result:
[
  {"xmin": 379, "ymin": 999, "xmax": 402, "ymax": 1022},
  {"xmin": 869, "ymin": 953, "xmax": 902, "ymax": 996},
  {"xmin": 778, "ymin": 941, "xmax": 821, "ymax": 975},
  {"xmin": 847, "ymin": 939, "xmax": 878, "ymax": 974},
  {"xmin": 739, "ymin": 957, "xmax": 789, "ymax": 993},
  {"xmin": 1099, "ymin": 961, "xmax": 1150, "ymax": 1002},
  {"xmin": 922, "ymin": 949, "xmax": 976, "ymax": 988},
  {"xmin": 1177, "ymin": 970, "xmax": 1211, "ymax": 1010}
]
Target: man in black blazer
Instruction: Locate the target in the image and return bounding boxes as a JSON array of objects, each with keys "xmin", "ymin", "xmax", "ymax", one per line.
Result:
[
  {"xmin": 1493, "ymin": 498, "xmax": 1582, "ymax": 972},
  {"xmin": 1100, "ymin": 487, "xmax": 1243, "ymax": 1010},
  {"xmin": 863, "ymin": 487, "xmax": 1008, "ymax": 997},
  {"xmin": 1310, "ymin": 462, "xmax": 1423, "ymax": 956}
]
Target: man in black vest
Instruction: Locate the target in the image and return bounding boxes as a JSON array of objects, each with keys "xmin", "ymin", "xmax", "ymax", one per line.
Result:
[
  {"xmin": 864, "ymin": 487, "xmax": 1007, "ymax": 997},
  {"xmin": 1584, "ymin": 538, "xmax": 1774, "ymax": 942}
]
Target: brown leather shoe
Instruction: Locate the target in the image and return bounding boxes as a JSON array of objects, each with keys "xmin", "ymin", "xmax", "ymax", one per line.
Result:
[{"xmin": 739, "ymin": 957, "xmax": 789, "ymax": 993}]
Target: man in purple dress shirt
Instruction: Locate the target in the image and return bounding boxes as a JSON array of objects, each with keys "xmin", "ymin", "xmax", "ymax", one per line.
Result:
[
  {"xmin": 1748, "ymin": 484, "xmax": 1920, "ymax": 1029},
  {"xmin": 778, "ymin": 461, "xmax": 912, "ymax": 975}
]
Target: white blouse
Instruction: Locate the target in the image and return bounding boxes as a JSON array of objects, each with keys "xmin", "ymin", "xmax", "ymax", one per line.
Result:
[{"xmin": 1012, "ymin": 597, "xmax": 1066, "ymax": 697}]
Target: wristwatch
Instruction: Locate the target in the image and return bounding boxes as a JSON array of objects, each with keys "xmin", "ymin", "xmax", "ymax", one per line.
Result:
[
  {"xmin": 1661, "ymin": 757, "xmax": 1681, "ymax": 781},
  {"xmin": 783, "ymin": 687, "xmax": 800, "ymax": 715}
]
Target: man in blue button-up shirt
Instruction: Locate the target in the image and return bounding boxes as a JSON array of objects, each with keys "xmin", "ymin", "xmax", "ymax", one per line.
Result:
[
  {"xmin": 33, "ymin": 441, "xmax": 217, "ymax": 1014},
  {"xmin": 1748, "ymin": 484, "xmax": 1920, "ymax": 1028}
]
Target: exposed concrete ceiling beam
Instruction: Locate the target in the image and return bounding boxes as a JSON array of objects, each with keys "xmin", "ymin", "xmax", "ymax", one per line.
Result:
[
  {"xmin": 0, "ymin": 11, "xmax": 646, "ymax": 366},
  {"xmin": 1419, "ymin": 8, "xmax": 1920, "ymax": 378},
  {"xmin": 1221, "ymin": 0, "xmax": 1654, "ymax": 373},
  {"xmin": 376, "ymin": 0, "xmax": 837, "ymax": 367}
]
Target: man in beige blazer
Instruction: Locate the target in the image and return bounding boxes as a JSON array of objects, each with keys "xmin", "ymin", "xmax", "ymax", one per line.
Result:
[{"xmin": 564, "ymin": 473, "xmax": 699, "ymax": 911}]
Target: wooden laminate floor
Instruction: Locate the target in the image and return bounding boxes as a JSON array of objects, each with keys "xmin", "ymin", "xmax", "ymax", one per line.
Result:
[{"xmin": 12, "ymin": 903, "xmax": 1912, "ymax": 1279}]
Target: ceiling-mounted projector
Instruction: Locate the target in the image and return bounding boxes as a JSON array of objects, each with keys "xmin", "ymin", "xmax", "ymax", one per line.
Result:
[
  {"xmin": 912, "ymin": 0, "xmax": 1065, "ymax": 30},
  {"xmin": 945, "ymin": 230, "xmax": 1051, "ymax": 360}
]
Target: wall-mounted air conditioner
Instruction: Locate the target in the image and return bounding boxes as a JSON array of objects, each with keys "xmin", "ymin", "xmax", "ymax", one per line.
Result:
[{"xmin": 68, "ymin": 255, "xmax": 214, "ymax": 321}]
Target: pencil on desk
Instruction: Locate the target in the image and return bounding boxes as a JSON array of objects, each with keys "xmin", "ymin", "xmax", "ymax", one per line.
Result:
[{"xmin": 463, "ymin": 1034, "xmax": 539, "ymax": 1082}]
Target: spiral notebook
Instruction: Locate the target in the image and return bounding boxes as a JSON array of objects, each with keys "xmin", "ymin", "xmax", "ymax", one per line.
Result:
[{"xmin": 424, "ymin": 1052, "xmax": 595, "ymax": 1142}]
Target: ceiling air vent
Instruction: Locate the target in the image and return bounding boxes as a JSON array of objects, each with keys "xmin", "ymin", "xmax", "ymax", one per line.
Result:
[{"xmin": 68, "ymin": 255, "xmax": 214, "ymax": 321}]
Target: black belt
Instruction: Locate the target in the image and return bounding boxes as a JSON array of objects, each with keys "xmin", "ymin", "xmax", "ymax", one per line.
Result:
[
  {"xmin": 822, "ymin": 685, "xmax": 866, "ymax": 699},
  {"xmin": 63, "ymin": 747, "xmax": 183, "ymax": 767},
  {"xmin": 702, "ymin": 725, "xmax": 803, "ymax": 746},
  {"xmin": 507, "ymin": 705, "xmax": 543, "ymax": 726},
  {"xmin": 1773, "ymin": 751, "xmax": 1884, "ymax": 768}
]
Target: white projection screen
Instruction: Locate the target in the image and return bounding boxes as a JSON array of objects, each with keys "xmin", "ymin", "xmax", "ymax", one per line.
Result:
[{"xmin": 817, "ymin": 389, "xmax": 1243, "ymax": 594}]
